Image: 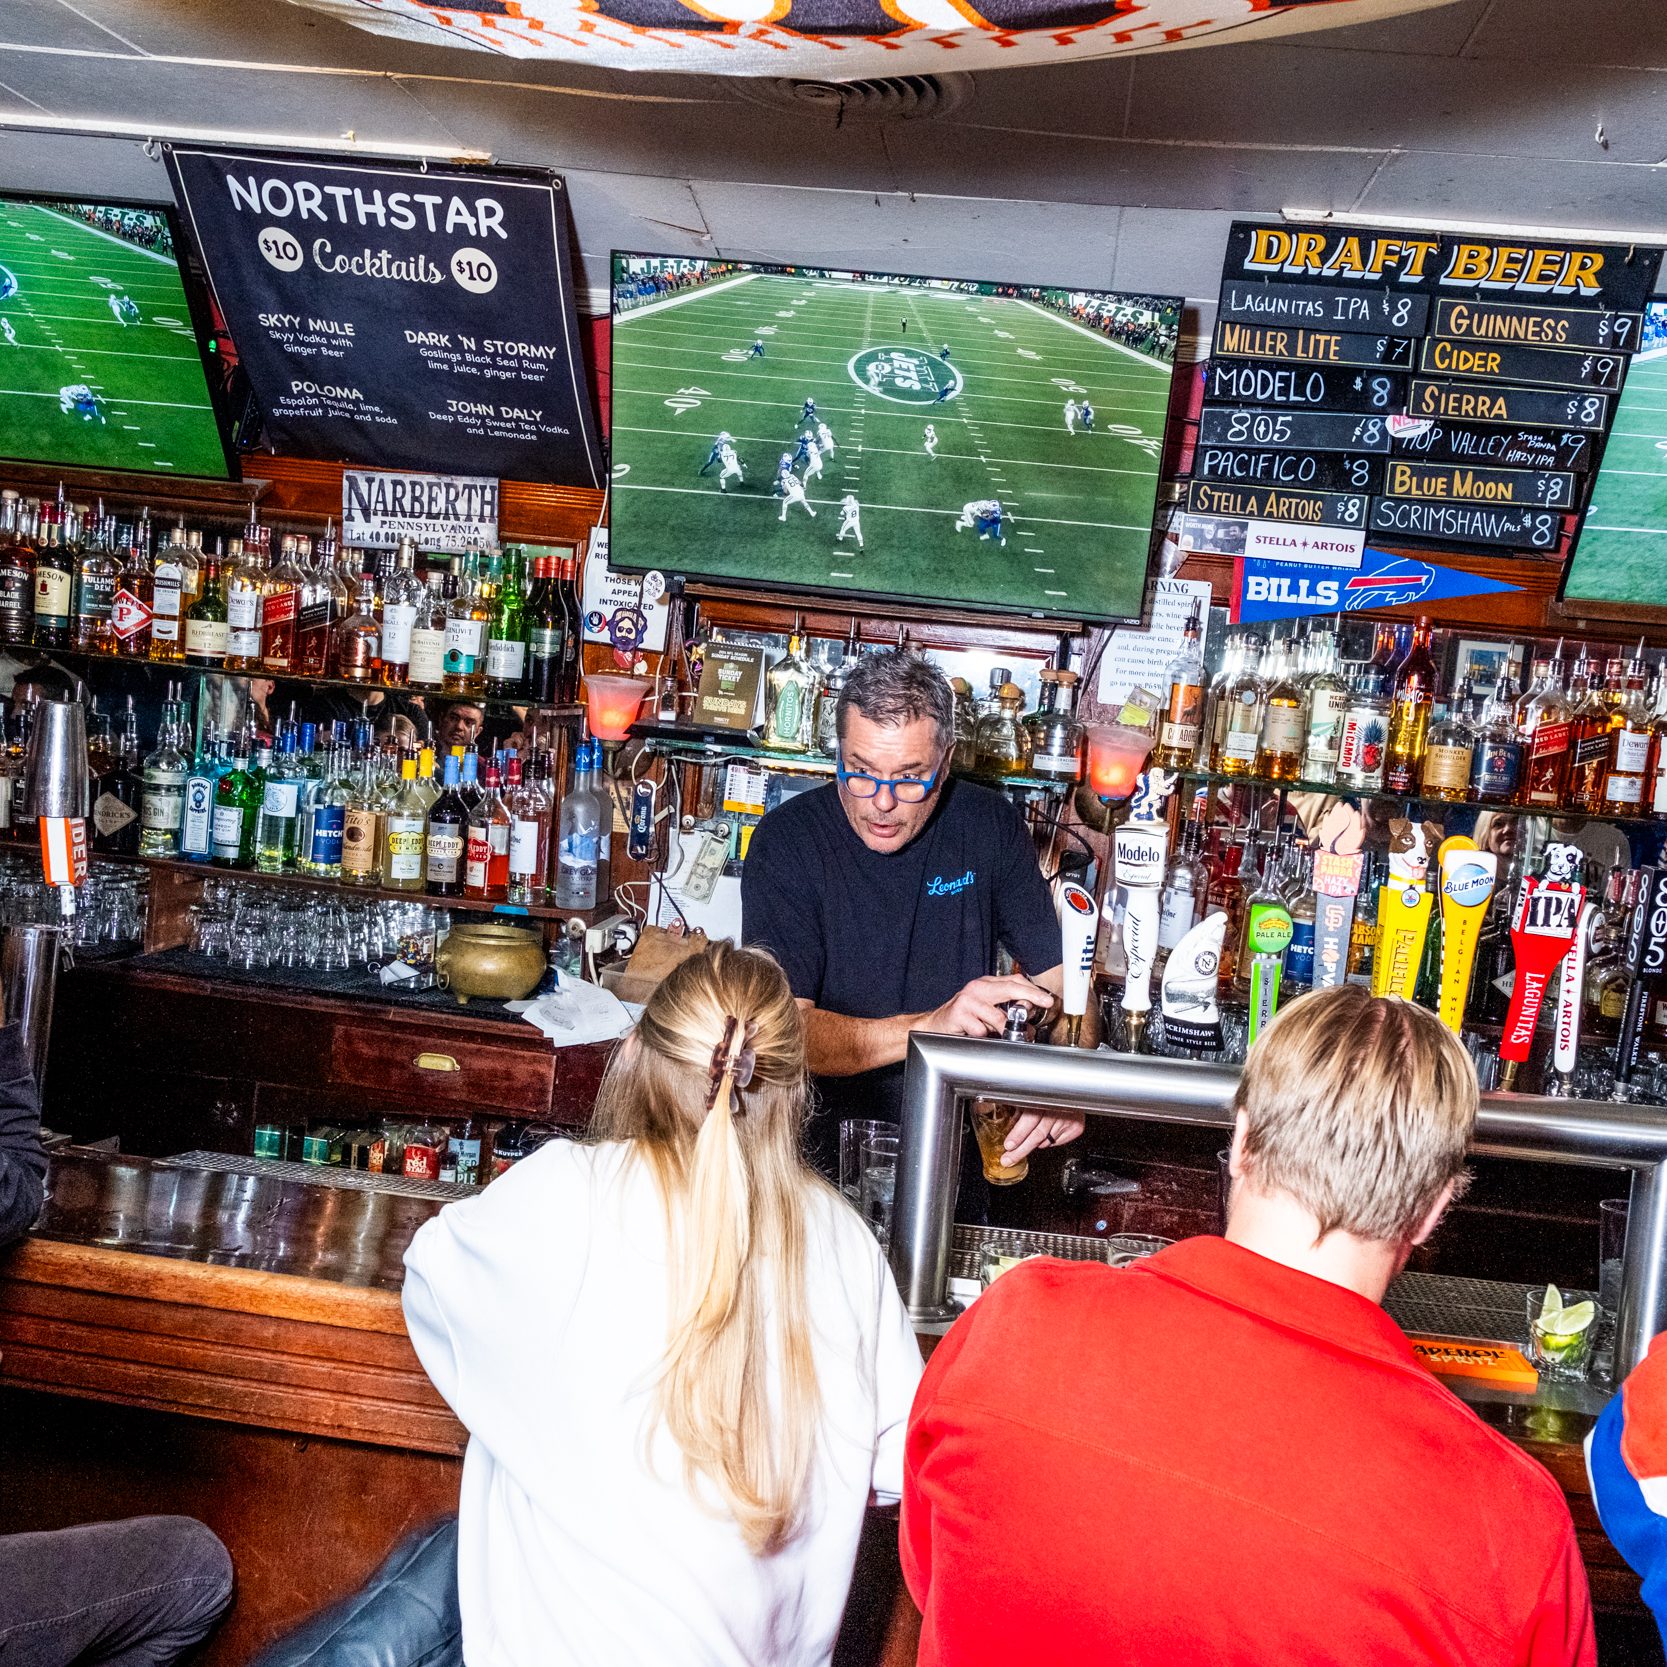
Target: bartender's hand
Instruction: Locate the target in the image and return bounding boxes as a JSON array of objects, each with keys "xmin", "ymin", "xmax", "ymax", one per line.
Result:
[
  {"xmin": 1003, "ymin": 1109, "xmax": 1085, "ymax": 1163},
  {"xmin": 919, "ymin": 974, "xmax": 1056, "ymax": 1041}
]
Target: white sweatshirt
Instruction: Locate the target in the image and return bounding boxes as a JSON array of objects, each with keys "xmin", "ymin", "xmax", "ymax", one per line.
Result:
[{"xmin": 402, "ymin": 1138, "xmax": 923, "ymax": 1667}]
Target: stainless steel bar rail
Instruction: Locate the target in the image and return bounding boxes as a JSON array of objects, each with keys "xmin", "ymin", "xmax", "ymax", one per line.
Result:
[{"xmin": 887, "ymin": 1033, "xmax": 1667, "ymax": 1379}]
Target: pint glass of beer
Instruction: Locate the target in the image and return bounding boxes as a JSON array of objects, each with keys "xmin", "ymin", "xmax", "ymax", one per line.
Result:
[{"xmin": 969, "ymin": 1101, "xmax": 1028, "ymax": 1186}]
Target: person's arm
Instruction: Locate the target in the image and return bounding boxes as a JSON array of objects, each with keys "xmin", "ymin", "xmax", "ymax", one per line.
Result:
[
  {"xmin": 0, "ymin": 1025, "xmax": 45, "ymax": 1247},
  {"xmin": 800, "ymin": 971, "xmax": 1058, "ymax": 1078},
  {"xmin": 1517, "ymin": 1520, "xmax": 1596, "ymax": 1667}
]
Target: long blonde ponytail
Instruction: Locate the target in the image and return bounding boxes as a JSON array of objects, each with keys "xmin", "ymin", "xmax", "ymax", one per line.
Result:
[{"xmin": 590, "ymin": 942, "xmax": 826, "ymax": 1554}]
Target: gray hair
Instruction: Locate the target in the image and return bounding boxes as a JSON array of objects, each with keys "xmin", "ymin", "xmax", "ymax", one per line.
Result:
[{"xmin": 836, "ymin": 650, "xmax": 955, "ymax": 753}]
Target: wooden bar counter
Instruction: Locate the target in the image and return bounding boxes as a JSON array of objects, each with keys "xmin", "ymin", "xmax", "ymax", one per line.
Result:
[{"xmin": 0, "ymin": 1150, "xmax": 1645, "ymax": 1665}]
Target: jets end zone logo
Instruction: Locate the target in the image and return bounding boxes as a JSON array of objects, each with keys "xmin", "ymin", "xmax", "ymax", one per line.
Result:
[{"xmin": 848, "ymin": 347, "xmax": 961, "ymax": 406}]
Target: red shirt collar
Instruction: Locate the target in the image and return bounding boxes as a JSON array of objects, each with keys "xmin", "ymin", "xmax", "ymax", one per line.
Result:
[{"xmin": 1142, "ymin": 1235, "xmax": 1427, "ymax": 1380}]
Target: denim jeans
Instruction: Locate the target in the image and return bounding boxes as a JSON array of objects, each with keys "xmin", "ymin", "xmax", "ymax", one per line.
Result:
[{"xmin": 0, "ymin": 1516, "xmax": 233, "ymax": 1667}]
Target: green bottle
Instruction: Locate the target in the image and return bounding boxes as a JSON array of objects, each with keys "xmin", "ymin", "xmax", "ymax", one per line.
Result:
[
  {"xmin": 210, "ymin": 720, "xmax": 261, "ymax": 868},
  {"xmin": 486, "ymin": 548, "xmax": 527, "ymax": 696}
]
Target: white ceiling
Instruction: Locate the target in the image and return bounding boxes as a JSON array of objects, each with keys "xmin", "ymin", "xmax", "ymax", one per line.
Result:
[{"xmin": 1, "ymin": 0, "xmax": 1665, "ymax": 321}]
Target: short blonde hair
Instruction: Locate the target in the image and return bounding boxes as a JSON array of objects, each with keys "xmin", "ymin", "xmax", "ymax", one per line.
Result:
[{"xmin": 1234, "ymin": 985, "xmax": 1477, "ymax": 1244}]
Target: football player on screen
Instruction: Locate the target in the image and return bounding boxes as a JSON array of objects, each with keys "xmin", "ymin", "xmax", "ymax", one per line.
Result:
[
  {"xmin": 775, "ymin": 451, "xmax": 795, "ymax": 496},
  {"xmin": 815, "ymin": 420, "xmax": 836, "ymax": 456},
  {"xmin": 778, "ymin": 473, "xmax": 816, "ymax": 522},
  {"xmin": 1063, "ymin": 398, "xmax": 1079, "ymax": 434},
  {"xmin": 836, "ymin": 494, "xmax": 864, "ymax": 548},
  {"xmin": 748, "ymin": 338, "xmax": 765, "ymax": 358},
  {"xmin": 800, "ymin": 397, "xmax": 817, "ymax": 425},
  {"xmin": 1080, "ymin": 401, "xmax": 1095, "ymax": 433},
  {"xmin": 802, "ymin": 438, "xmax": 825, "ymax": 483},
  {"xmin": 698, "ymin": 432, "xmax": 733, "ymax": 476},
  {"xmin": 923, "ymin": 424, "xmax": 939, "ymax": 459},
  {"xmin": 716, "ymin": 443, "xmax": 745, "ymax": 493}
]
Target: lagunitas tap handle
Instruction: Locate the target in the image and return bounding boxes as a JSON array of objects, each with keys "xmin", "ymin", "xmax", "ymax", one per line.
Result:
[
  {"xmin": 1497, "ymin": 846, "xmax": 1586, "ymax": 1093},
  {"xmin": 1373, "ymin": 818, "xmax": 1439, "ymax": 1000},
  {"xmin": 1437, "ymin": 836, "xmax": 1497, "ymax": 1033},
  {"xmin": 1616, "ymin": 866, "xmax": 1667, "ymax": 1089},
  {"xmin": 1552, "ymin": 900, "xmax": 1602, "ymax": 1094},
  {"xmin": 1311, "ymin": 848, "xmax": 1365, "ymax": 991}
]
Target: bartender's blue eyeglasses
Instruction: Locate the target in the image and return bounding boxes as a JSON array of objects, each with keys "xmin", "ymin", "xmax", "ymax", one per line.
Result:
[{"xmin": 836, "ymin": 752, "xmax": 946, "ymax": 802}]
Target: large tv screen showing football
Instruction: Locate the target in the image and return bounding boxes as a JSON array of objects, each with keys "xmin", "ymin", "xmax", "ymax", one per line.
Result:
[
  {"xmin": 0, "ymin": 195, "xmax": 231, "ymax": 478},
  {"xmin": 1560, "ymin": 300, "xmax": 1667, "ymax": 614},
  {"xmin": 609, "ymin": 254, "xmax": 1182, "ymax": 623}
]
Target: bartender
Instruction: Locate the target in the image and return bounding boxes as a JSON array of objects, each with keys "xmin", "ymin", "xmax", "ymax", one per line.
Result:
[{"xmin": 743, "ymin": 649, "xmax": 1083, "ymax": 1177}]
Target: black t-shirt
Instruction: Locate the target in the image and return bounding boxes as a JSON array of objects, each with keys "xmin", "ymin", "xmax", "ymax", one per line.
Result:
[{"xmin": 741, "ymin": 779, "xmax": 1062, "ymax": 1165}]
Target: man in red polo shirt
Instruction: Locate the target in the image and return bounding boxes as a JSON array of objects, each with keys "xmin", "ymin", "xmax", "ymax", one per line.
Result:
[{"xmin": 902, "ymin": 984, "xmax": 1594, "ymax": 1666}]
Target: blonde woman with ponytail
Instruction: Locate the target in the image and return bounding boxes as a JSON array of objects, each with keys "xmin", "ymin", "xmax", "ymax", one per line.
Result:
[{"xmin": 403, "ymin": 941, "xmax": 922, "ymax": 1667}]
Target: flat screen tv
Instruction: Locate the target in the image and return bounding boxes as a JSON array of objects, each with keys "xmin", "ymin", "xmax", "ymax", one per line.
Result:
[
  {"xmin": 609, "ymin": 253, "xmax": 1182, "ymax": 623},
  {"xmin": 0, "ymin": 194, "xmax": 232, "ymax": 479},
  {"xmin": 1560, "ymin": 300, "xmax": 1667, "ymax": 618}
]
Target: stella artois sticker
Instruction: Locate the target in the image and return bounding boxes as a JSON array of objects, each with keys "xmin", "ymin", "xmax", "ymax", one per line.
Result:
[{"xmin": 110, "ymin": 587, "xmax": 153, "ymax": 640}]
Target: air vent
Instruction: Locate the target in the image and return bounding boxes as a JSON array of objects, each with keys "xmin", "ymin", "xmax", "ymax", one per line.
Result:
[{"xmin": 738, "ymin": 72, "xmax": 971, "ymax": 123}]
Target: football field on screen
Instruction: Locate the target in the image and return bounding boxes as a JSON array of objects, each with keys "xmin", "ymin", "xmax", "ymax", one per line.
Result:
[
  {"xmin": 1563, "ymin": 345, "xmax": 1667, "ymax": 606},
  {"xmin": 611, "ymin": 272, "xmax": 1174, "ymax": 621},
  {"xmin": 0, "ymin": 203, "xmax": 227, "ymax": 477}
]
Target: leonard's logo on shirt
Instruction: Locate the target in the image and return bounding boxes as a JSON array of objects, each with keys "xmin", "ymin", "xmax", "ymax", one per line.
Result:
[{"xmin": 927, "ymin": 870, "xmax": 976, "ymax": 898}]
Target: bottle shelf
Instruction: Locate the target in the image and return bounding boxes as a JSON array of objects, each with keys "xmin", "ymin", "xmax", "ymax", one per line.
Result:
[
  {"xmin": 1173, "ymin": 766, "xmax": 1665, "ymax": 833},
  {"xmin": 0, "ymin": 640, "xmax": 584, "ymax": 722},
  {"xmin": 92, "ymin": 849, "xmax": 599, "ymax": 925},
  {"xmin": 639, "ymin": 732, "xmax": 1075, "ymax": 795}
]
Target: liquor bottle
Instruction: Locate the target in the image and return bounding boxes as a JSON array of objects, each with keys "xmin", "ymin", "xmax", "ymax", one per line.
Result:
[
  {"xmin": 506, "ymin": 753, "xmax": 551, "ymax": 905},
  {"xmin": 425, "ymin": 753, "xmax": 468, "ymax": 896},
  {"xmin": 31, "ymin": 499, "xmax": 72, "ymax": 650},
  {"xmin": 340, "ymin": 752, "xmax": 382, "ymax": 887},
  {"xmin": 1336, "ymin": 666, "xmax": 1390, "ymax": 793},
  {"xmin": 486, "ymin": 547, "xmax": 528, "ymax": 696},
  {"xmin": 1155, "ymin": 605, "xmax": 1205, "ymax": 771},
  {"xmin": 766, "ymin": 634, "xmax": 818, "ymax": 753},
  {"xmin": 111, "ymin": 525, "xmax": 154, "ymax": 659},
  {"xmin": 148, "ymin": 519, "xmax": 192, "ymax": 664},
  {"xmin": 380, "ymin": 758, "xmax": 428, "ymax": 892},
  {"xmin": 251, "ymin": 729, "xmax": 301, "ymax": 873},
  {"xmin": 1255, "ymin": 634, "xmax": 1307, "ymax": 782},
  {"xmin": 1584, "ymin": 868, "xmax": 1635, "ymax": 1041},
  {"xmin": 554, "ymin": 739, "xmax": 602, "ymax": 910},
  {"xmin": 1517, "ymin": 644, "xmax": 1573, "ymax": 810},
  {"xmin": 1346, "ymin": 851, "xmax": 1383, "ymax": 986},
  {"xmin": 1213, "ymin": 637, "xmax": 1266, "ymax": 778},
  {"xmin": 556, "ymin": 555, "xmax": 583, "ymax": 704},
  {"xmin": 1300, "ymin": 625, "xmax": 1349, "ymax": 786},
  {"xmin": 1602, "ymin": 643, "xmax": 1654, "ymax": 815},
  {"xmin": 526, "ymin": 557, "xmax": 565, "ymax": 703},
  {"xmin": 211, "ymin": 722, "xmax": 260, "ymax": 868},
  {"xmin": 138, "ymin": 691, "xmax": 189, "ymax": 858},
  {"xmin": 1650, "ymin": 668, "xmax": 1667, "ymax": 821},
  {"xmin": 180, "ymin": 727, "xmax": 220, "ymax": 863},
  {"xmin": 464, "ymin": 762, "xmax": 513, "ymax": 902},
  {"xmin": 1200, "ymin": 632, "xmax": 1243, "ymax": 771},
  {"xmin": 1565, "ymin": 650, "xmax": 1612, "ymax": 814},
  {"xmin": 1420, "ymin": 680, "xmax": 1475, "ymax": 803},
  {"xmin": 296, "ymin": 526, "xmax": 339, "ymax": 678},
  {"xmin": 72, "ymin": 509, "xmax": 118, "ymax": 655},
  {"xmin": 1383, "ymin": 616, "xmax": 1438, "ymax": 795},
  {"xmin": 443, "ymin": 554, "xmax": 490, "ymax": 696},
  {"xmin": 974, "ymin": 682, "xmax": 1032, "ymax": 775},
  {"xmin": 1469, "ymin": 672, "xmax": 1524, "ymax": 803},
  {"xmin": 457, "ymin": 747, "xmax": 483, "ymax": 817},
  {"xmin": 224, "ymin": 534, "xmax": 267, "ymax": 673},
  {"xmin": 0, "ymin": 493, "xmax": 34, "ymax": 643},
  {"xmin": 183, "ymin": 544, "xmax": 230, "ymax": 669},
  {"xmin": 88, "ymin": 697, "xmax": 141, "ymax": 855},
  {"xmin": 335, "ymin": 575, "xmax": 382, "ymax": 683},
  {"xmin": 1025, "ymin": 668, "xmax": 1083, "ymax": 782},
  {"xmin": 414, "ymin": 745, "xmax": 441, "ymax": 812},
  {"xmin": 304, "ymin": 742, "xmax": 351, "ymax": 881},
  {"xmin": 1155, "ymin": 820, "xmax": 1206, "ymax": 979},
  {"xmin": 405, "ymin": 571, "xmax": 448, "ymax": 692},
  {"xmin": 379, "ymin": 538, "xmax": 422, "ymax": 689},
  {"xmin": 260, "ymin": 534, "xmax": 305, "ymax": 674}
]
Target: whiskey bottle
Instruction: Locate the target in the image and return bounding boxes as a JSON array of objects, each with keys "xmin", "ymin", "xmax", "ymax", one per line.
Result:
[
  {"xmin": 112, "ymin": 524, "xmax": 154, "ymax": 660},
  {"xmin": 407, "ymin": 572, "xmax": 449, "ymax": 692},
  {"xmin": 1603, "ymin": 643, "xmax": 1654, "ymax": 815},
  {"xmin": 1565, "ymin": 650, "xmax": 1612, "ymax": 814},
  {"xmin": 485, "ymin": 548, "xmax": 528, "ymax": 696},
  {"xmin": 260, "ymin": 534, "xmax": 305, "ymax": 674},
  {"xmin": 379, "ymin": 538, "xmax": 422, "ymax": 688},
  {"xmin": 1420, "ymin": 681, "xmax": 1475, "ymax": 804},
  {"xmin": 1155, "ymin": 605, "xmax": 1205, "ymax": 771},
  {"xmin": 183, "ymin": 544, "xmax": 229, "ymax": 669},
  {"xmin": 1517, "ymin": 644, "xmax": 1573, "ymax": 810},
  {"xmin": 224, "ymin": 533, "xmax": 267, "ymax": 673},
  {"xmin": 148, "ymin": 519, "xmax": 193, "ymax": 664},
  {"xmin": 31, "ymin": 498, "xmax": 73, "ymax": 650},
  {"xmin": 1383, "ymin": 616, "xmax": 1438, "ymax": 795},
  {"xmin": 442, "ymin": 553, "xmax": 490, "ymax": 697},
  {"xmin": 1255, "ymin": 634, "xmax": 1307, "ymax": 782},
  {"xmin": 335, "ymin": 575, "xmax": 382, "ymax": 684},
  {"xmin": 1213, "ymin": 637, "xmax": 1266, "ymax": 778},
  {"xmin": 72, "ymin": 508, "xmax": 118, "ymax": 655},
  {"xmin": 0, "ymin": 492, "xmax": 32, "ymax": 644},
  {"xmin": 1200, "ymin": 631, "xmax": 1243, "ymax": 770},
  {"xmin": 1469, "ymin": 672, "xmax": 1524, "ymax": 804}
]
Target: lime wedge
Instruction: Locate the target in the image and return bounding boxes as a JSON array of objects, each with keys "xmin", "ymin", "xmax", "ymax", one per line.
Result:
[
  {"xmin": 1551, "ymin": 1300, "xmax": 1595, "ymax": 1335},
  {"xmin": 1544, "ymin": 1283, "xmax": 1565, "ymax": 1314}
]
